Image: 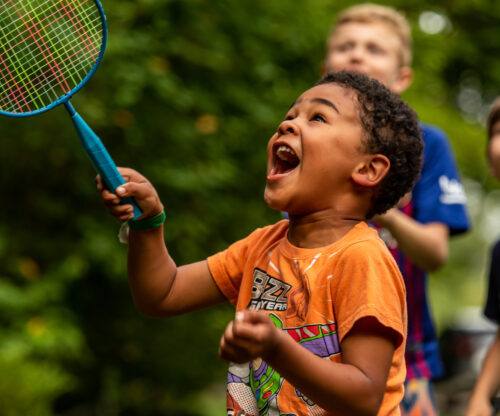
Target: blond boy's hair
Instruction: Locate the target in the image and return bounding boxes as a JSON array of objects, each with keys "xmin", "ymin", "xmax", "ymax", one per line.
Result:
[
  {"xmin": 331, "ymin": 3, "xmax": 412, "ymax": 67},
  {"xmin": 487, "ymin": 97, "xmax": 500, "ymax": 140}
]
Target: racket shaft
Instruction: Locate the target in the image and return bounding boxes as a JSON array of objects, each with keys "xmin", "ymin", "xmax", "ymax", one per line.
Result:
[{"xmin": 65, "ymin": 103, "xmax": 142, "ymax": 220}]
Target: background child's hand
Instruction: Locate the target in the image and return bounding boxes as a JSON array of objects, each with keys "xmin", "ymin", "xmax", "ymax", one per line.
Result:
[
  {"xmin": 465, "ymin": 396, "xmax": 493, "ymax": 416},
  {"xmin": 96, "ymin": 167, "xmax": 164, "ymax": 222},
  {"xmin": 218, "ymin": 309, "xmax": 282, "ymax": 364}
]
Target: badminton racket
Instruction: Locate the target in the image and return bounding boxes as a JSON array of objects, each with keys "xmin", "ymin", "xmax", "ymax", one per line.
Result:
[{"xmin": 0, "ymin": 0, "xmax": 142, "ymax": 219}]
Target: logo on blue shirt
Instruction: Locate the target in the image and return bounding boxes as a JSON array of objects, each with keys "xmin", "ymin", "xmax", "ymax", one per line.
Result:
[{"xmin": 439, "ymin": 175, "xmax": 467, "ymax": 205}]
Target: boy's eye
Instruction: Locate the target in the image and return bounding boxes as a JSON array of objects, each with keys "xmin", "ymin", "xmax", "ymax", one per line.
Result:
[
  {"xmin": 333, "ymin": 42, "xmax": 352, "ymax": 52},
  {"xmin": 368, "ymin": 44, "xmax": 384, "ymax": 54},
  {"xmin": 312, "ymin": 114, "xmax": 326, "ymax": 122}
]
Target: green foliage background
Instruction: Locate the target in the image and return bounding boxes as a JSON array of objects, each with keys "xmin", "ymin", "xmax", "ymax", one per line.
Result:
[{"xmin": 0, "ymin": 0, "xmax": 499, "ymax": 414}]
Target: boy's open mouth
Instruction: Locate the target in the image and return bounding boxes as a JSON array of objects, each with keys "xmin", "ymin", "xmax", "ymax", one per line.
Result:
[{"xmin": 270, "ymin": 144, "xmax": 300, "ymax": 175}]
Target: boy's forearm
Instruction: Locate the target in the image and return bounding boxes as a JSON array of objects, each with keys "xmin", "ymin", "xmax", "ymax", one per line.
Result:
[
  {"xmin": 264, "ymin": 332, "xmax": 384, "ymax": 415},
  {"xmin": 127, "ymin": 225, "xmax": 177, "ymax": 316}
]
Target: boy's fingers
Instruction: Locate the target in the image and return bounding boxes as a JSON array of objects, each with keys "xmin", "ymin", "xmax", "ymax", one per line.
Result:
[
  {"xmin": 116, "ymin": 182, "xmax": 152, "ymax": 200},
  {"xmin": 116, "ymin": 167, "xmax": 145, "ymax": 182},
  {"xmin": 115, "ymin": 183, "xmax": 163, "ymax": 217},
  {"xmin": 219, "ymin": 332, "xmax": 254, "ymax": 363},
  {"xmin": 96, "ymin": 167, "xmax": 157, "ymax": 222},
  {"xmin": 106, "ymin": 204, "xmax": 134, "ymax": 221},
  {"xmin": 233, "ymin": 311, "xmax": 244, "ymax": 332},
  {"xmin": 223, "ymin": 321, "xmax": 235, "ymax": 340},
  {"xmin": 95, "ymin": 175, "xmax": 103, "ymax": 190},
  {"xmin": 113, "ymin": 203, "xmax": 134, "ymax": 216},
  {"xmin": 239, "ymin": 309, "xmax": 270, "ymax": 324},
  {"xmin": 223, "ymin": 320, "xmax": 253, "ymax": 347},
  {"xmin": 233, "ymin": 311, "xmax": 281, "ymax": 355},
  {"xmin": 218, "ymin": 340, "xmax": 241, "ymax": 362},
  {"xmin": 219, "ymin": 323, "xmax": 240, "ymax": 359},
  {"xmin": 97, "ymin": 168, "xmax": 144, "ymax": 189},
  {"xmin": 232, "ymin": 320, "xmax": 267, "ymax": 345},
  {"xmin": 101, "ymin": 188, "xmax": 120, "ymax": 204}
]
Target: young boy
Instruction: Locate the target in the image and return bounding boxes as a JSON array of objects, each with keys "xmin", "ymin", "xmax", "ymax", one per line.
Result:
[
  {"xmin": 99, "ymin": 71, "xmax": 423, "ymax": 415},
  {"xmin": 465, "ymin": 98, "xmax": 500, "ymax": 416},
  {"xmin": 323, "ymin": 4, "xmax": 470, "ymax": 414}
]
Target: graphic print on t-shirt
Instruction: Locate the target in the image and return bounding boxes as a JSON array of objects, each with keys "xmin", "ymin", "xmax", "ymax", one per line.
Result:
[
  {"xmin": 227, "ymin": 313, "xmax": 340, "ymax": 415},
  {"xmin": 247, "ymin": 268, "xmax": 292, "ymax": 311}
]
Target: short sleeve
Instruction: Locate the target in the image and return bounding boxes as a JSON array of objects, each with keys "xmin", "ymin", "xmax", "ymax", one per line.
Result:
[
  {"xmin": 485, "ymin": 241, "xmax": 500, "ymax": 323},
  {"xmin": 206, "ymin": 223, "xmax": 289, "ymax": 305},
  {"xmin": 207, "ymin": 237, "xmax": 250, "ymax": 305},
  {"xmin": 412, "ymin": 124, "xmax": 470, "ymax": 234},
  {"xmin": 332, "ymin": 240, "xmax": 406, "ymax": 347}
]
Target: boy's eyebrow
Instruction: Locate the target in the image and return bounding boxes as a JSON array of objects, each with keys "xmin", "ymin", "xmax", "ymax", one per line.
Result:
[
  {"xmin": 312, "ymin": 98, "xmax": 340, "ymax": 113},
  {"xmin": 289, "ymin": 99, "xmax": 302, "ymax": 110},
  {"xmin": 289, "ymin": 98, "xmax": 340, "ymax": 113}
]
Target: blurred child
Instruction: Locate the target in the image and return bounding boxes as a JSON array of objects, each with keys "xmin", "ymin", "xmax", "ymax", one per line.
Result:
[
  {"xmin": 323, "ymin": 4, "xmax": 471, "ymax": 415},
  {"xmin": 465, "ymin": 98, "xmax": 500, "ymax": 416},
  {"xmin": 99, "ymin": 71, "xmax": 423, "ymax": 415}
]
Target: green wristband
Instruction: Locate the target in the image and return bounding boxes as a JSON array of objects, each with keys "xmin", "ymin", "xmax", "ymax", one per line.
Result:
[{"xmin": 128, "ymin": 210, "xmax": 166, "ymax": 231}]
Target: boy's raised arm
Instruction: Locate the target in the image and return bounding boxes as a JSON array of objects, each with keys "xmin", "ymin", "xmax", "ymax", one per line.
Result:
[{"xmin": 98, "ymin": 168, "xmax": 226, "ymax": 317}]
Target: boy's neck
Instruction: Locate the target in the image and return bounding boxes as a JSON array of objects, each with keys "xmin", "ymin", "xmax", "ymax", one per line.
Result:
[{"xmin": 286, "ymin": 211, "xmax": 364, "ymax": 249}]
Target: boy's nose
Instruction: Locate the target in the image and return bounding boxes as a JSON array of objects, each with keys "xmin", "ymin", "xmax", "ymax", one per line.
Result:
[
  {"xmin": 278, "ymin": 119, "xmax": 298, "ymax": 136},
  {"xmin": 348, "ymin": 46, "xmax": 364, "ymax": 63}
]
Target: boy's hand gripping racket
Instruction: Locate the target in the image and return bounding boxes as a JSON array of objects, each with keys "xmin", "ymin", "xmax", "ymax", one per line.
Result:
[{"xmin": 0, "ymin": 0, "xmax": 142, "ymax": 219}]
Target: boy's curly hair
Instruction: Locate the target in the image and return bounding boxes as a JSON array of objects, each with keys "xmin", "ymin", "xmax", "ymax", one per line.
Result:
[{"xmin": 317, "ymin": 70, "xmax": 423, "ymax": 218}]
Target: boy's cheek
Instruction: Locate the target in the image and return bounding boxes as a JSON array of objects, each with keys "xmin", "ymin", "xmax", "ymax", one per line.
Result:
[{"xmin": 324, "ymin": 55, "xmax": 342, "ymax": 73}]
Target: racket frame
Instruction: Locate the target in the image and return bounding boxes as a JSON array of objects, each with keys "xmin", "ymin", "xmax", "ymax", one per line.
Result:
[
  {"xmin": 0, "ymin": 0, "xmax": 108, "ymax": 117},
  {"xmin": 0, "ymin": 0, "xmax": 143, "ymax": 220}
]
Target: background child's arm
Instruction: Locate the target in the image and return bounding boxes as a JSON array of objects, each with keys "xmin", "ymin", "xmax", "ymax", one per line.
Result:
[
  {"xmin": 98, "ymin": 168, "xmax": 226, "ymax": 317},
  {"xmin": 466, "ymin": 328, "xmax": 500, "ymax": 416},
  {"xmin": 374, "ymin": 208, "xmax": 449, "ymax": 271},
  {"xmin": 219, "ymin": 310, "xmax": 397, "ymax": 414}
]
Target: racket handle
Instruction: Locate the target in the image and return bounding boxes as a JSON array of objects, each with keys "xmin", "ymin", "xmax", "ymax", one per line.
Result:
[{"xmin": 64, "ymin": 102, "xmax": 142, "ymax": 220}]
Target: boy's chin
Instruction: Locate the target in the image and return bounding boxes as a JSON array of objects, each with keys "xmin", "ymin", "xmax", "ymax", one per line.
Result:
[
  {"xmin": 263, "ymin": 192, "xmax": 287, "ymax": 212},
  {"xmin": 264, "ymin": 199, "xmax": 285, "ymax": 212}
]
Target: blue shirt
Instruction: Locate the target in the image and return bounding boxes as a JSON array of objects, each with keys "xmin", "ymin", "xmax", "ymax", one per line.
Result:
[{"xmin": 381, "ymin": 124, "xmax": 470, "ymax": 380}]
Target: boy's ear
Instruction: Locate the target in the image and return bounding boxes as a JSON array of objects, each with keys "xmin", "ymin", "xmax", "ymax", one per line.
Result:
[
  {"xmin": 352, "ymin": 154, "xmax": 390, "ymax": 188},
  {"xmin": 392, "ymin": 66, "xmax": 413, "ymax": 94}
]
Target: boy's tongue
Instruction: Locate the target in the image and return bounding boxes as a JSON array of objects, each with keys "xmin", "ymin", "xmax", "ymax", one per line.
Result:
[{"xmin": 274, "ymin": 146, "xmax": 299, "ymax": 174}]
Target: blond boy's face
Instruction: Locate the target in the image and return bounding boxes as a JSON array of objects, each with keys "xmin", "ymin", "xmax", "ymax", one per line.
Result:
[
  {"xmin": 489, "ymin": 120, "xmax": 500, "ymax": 180},
  {"xmin": 324, "ymin": 22, "xmax": 412, "ymax": 94},
  {"xmin": 264, "ymin": 83, "xmax": 365, "ymax": 214}
]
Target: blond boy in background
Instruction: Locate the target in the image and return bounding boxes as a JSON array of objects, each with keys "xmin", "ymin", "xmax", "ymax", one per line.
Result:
[{"xmin": 323, "ymin": 4, "xmax": 470, "ymax": 415}]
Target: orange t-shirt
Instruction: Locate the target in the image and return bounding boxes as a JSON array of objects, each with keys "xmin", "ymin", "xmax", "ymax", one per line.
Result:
[{"xmin": 208, "ymin": 220, "xmax": 407, "ymax": 416}]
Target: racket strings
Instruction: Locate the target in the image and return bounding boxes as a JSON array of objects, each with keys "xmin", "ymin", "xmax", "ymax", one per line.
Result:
[
  {"xmin": 1, "ymin": 2, "xmax": 101, "ymax": 66},
  {"xmin": 0, "ymin": 16, "xmax": 101, "ymax": 107},
  {"xmin": 1, "ymin": 0, "xmax": 101, "ymax": 105},
  {"xmin": 1, "ymin": 0, "xmax": 83, "ymax": 44},
  {"xmin": 1, "ymin": 22, "xmax": 101, "ymax": 95},
  {"xmin": 0, "ymin": 0, "xmax": 104, "ymax": 114}
]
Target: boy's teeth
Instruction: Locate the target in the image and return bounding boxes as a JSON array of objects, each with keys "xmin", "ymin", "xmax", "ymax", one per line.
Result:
[{"xmin": 277, "ymin": 145, "xmax": 295, "ymax": 158}]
